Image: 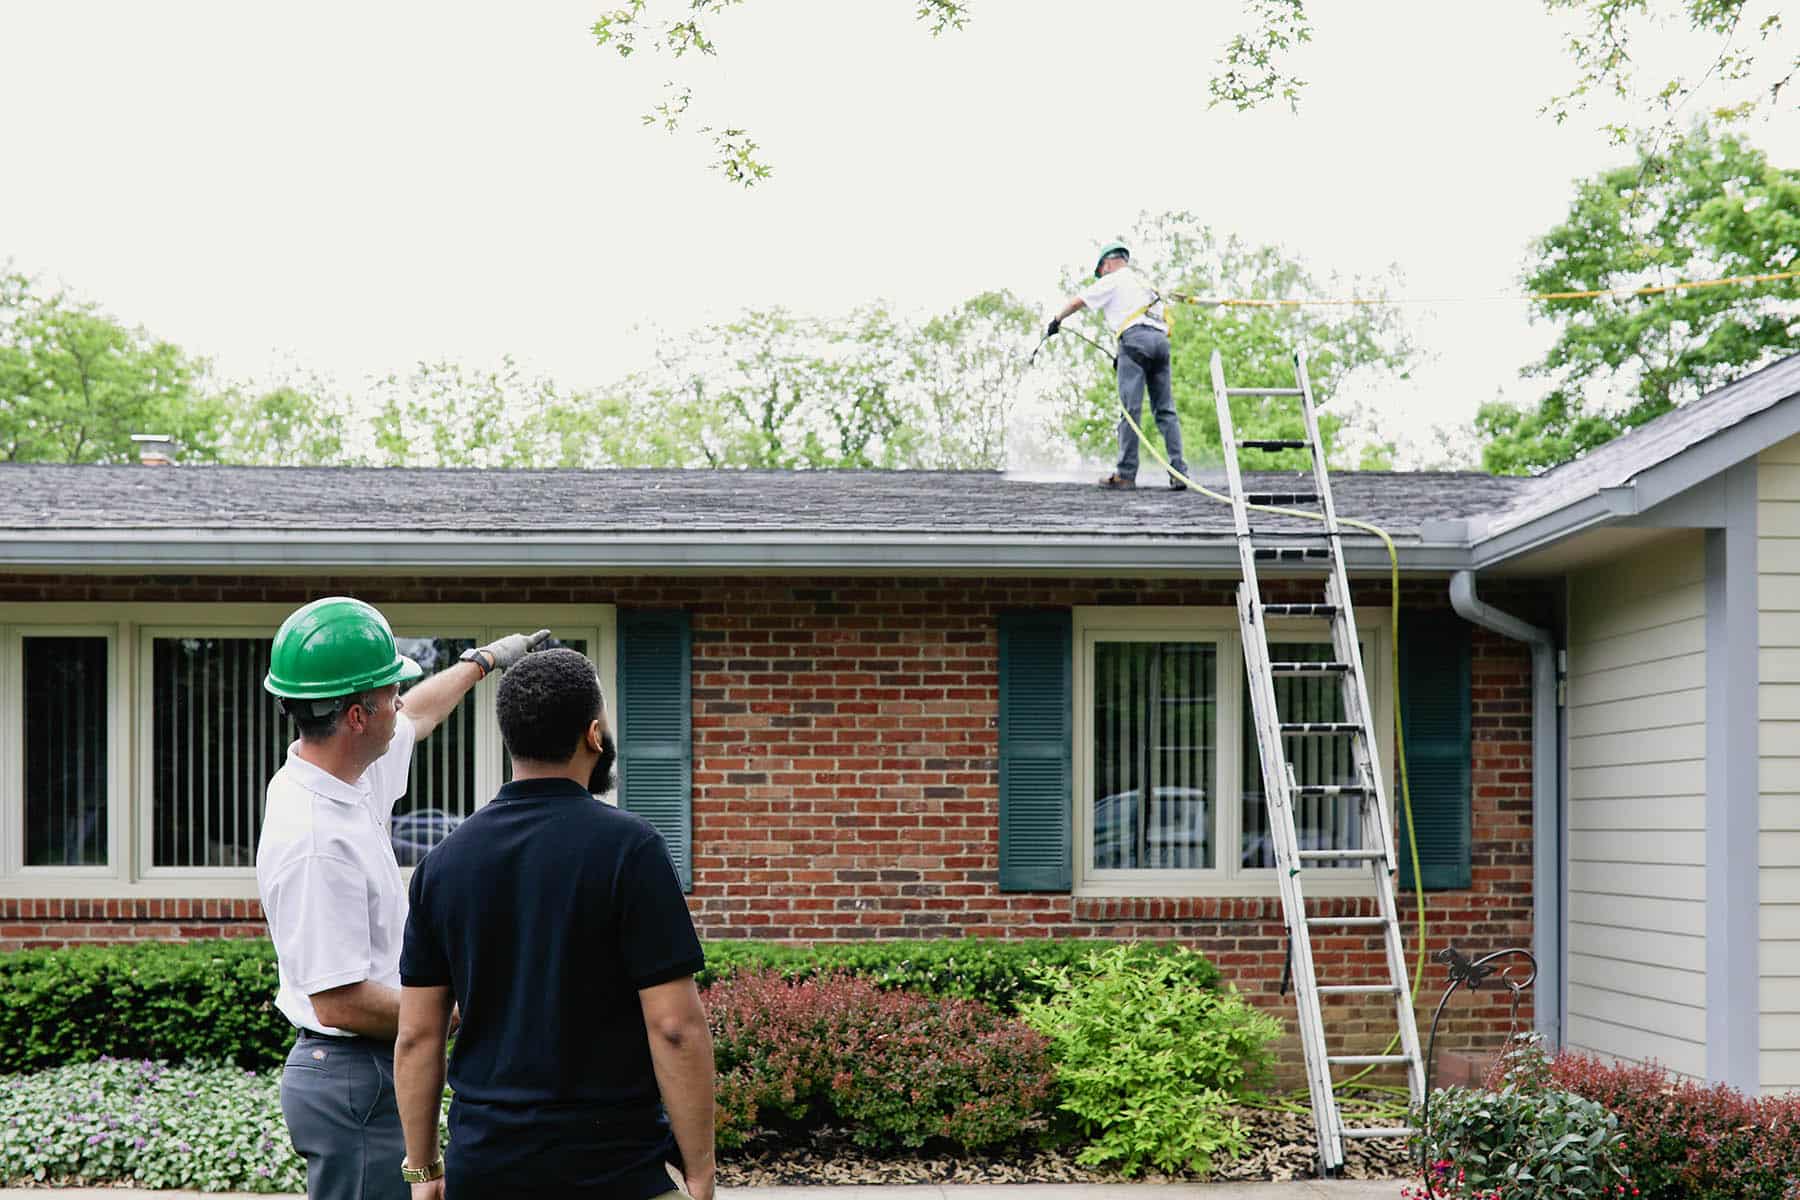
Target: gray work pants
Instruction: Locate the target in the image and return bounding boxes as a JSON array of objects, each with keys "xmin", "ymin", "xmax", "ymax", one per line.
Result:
[
  {"xmin": 280, "ymin": 1034, "xmax": 409, "ymax": 1200},
  {"xmin": 1115, "ymin": 324, "xmax": 1186, "ymax": 480}
]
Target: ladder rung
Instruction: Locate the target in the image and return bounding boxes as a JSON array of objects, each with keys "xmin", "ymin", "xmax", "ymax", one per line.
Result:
[
  {"xmin": 1245, "ymin": 491, "xmax": 1318, "ymax": 505},
  {"xmin": 1328, "ymin": 1054, "xmax": 1414, "ymax": 1066},
  {"xmin": 1268, "ymin": 661, "xmax": 1350, "ymax": 674},
  {"xmin": 1231, "ymin": 387, "xmax": 1304, "ymax": 397},
  {"xmin": 1262, "ymin": 603, "xmax": 1338, "ymax": 617},
  {"xmin": 1297, "ymin": 848, "xmax": 1385, "ymax": 862},
  {"xmin": 1293, "ymin": 785, "xmax": 1368, "ymax": 798},
  {"xmin": 1281, "ymin": 722, "xmax": 1362, "ymax": 736},
  {"xmin": 1317, "ymin": 984, "xmax": 1401, "ymax": 995},
  {"xmin": 1255, "ymin": 546, "xmax": 1331, "ymax": 562},
  {"xmin": 1241, "ymin": 438, "xmax": 1308, "ymax": 451},
  {"xmin": 1342, "ymin": 1126, "xmax": 1418, "ymax": 1140},
  {"xmin": 1306, "ymin": 916, "xmax": 1387, "ymax": 928}
]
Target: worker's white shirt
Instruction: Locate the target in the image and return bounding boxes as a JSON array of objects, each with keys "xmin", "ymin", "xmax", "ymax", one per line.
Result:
[
  {"xmin": 1078, "ymin": 265, "xmax": 1168, "ymax": 335},
  {"xmin": 256, "ymin": 717, "xmax": 418, "ymax": 1036}
]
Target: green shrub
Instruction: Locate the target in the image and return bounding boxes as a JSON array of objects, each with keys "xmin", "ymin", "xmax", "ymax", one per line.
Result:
[
  {"xmin": 0, "ymin": 940, "xmax": 287, "ymax": 1072},
  {"xmin": 0, "ymin": 936, "xmax": 1217, "ymax": 1071},
  {"xmin": 1410, "ymin": 1036, "xmax": 1631, "ymax": 1200},
  {"xmin": 1016, "ymin": 942, "xmax": 1281, "ymax": 1177},
  {"xmin": 699, "ymin": 937, "xmax": 1218, "ymax": 1013},
  {"xmin": 707, "ymin": 970, "xmax": 1055, "ymax": 1152},
  {"xmin": 0, "ymin": 1058, "xmax": 303, "ymax": 1191}
]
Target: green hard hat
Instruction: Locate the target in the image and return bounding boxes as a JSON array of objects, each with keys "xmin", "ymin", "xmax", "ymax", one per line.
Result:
[
  {"xmin": 263, "ymin": 597, "xmax": 422, "ymax": 700},
  {"xmin": 1094, "ymin": 241, "xmax": 1131, "ymax": 278}
]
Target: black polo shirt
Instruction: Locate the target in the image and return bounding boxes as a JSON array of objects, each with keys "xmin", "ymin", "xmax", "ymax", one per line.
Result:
[{"xmin": 399, "ymin": 777, "xmax": 704, "ymax": 1198}]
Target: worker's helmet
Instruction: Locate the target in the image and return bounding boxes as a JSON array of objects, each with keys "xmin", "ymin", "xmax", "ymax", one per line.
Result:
[
  {"xmin": 263, "ymin": 597, "xmax": 422, "ymax": 701},
  {"xmin": 1094, "ymin": 241, "xmax": 1131, "ymax": 278}
]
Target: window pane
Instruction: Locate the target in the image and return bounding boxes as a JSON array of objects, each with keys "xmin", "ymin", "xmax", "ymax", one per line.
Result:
[
  {"xmin": 500, "ymin": 637, "xmax": 591, "ymax": 785},
  {"xmin": 1241, "ymin": 641, "xmax": 1365, "ymax": 868},
  {"xmin": 392, "ymin": 637, "xmax": 478, "ymax": 867},
  {"xmin": 1091, "ymin": 641, "xmax": 1215, "ymax": 870},
  {"xmin": 152, "ymin": 637, "xmax": 287, "ymax": 868},
  {"xmin": 23, "ymin": 637, "xmax": 108, "ymax": 867}
]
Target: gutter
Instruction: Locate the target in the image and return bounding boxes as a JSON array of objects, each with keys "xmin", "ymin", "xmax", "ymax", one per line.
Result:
[
  {"xmin": 1448, "ymin": 571, "xmax": 1563, "ymax": 1048},
  {"xmin": 0, "ymin": 530, "xmax": 1478, "ymax": 574}
]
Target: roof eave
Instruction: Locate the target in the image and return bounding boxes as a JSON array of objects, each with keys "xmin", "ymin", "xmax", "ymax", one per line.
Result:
[{"xmin": 0, "ymin": 530, "xmax": 1476, "ymax": 574}]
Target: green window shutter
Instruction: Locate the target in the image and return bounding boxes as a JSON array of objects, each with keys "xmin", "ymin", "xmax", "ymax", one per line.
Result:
[
  {"xmin": 619, "ymin": 609, "xmax": 693, "ymax": 891},
  {"xmin": 1398, "ymin": 612, "xmax": 1472, "ymax": 891},
  {"xmin": 999, "ymin": 610, "xmax": 1072, "ymax": 892}
]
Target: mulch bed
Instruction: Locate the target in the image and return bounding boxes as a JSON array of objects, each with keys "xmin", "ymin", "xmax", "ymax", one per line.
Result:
[{"xmin": 717, "ymin": 1108, "xmax": 1411, "ymax": 1187}]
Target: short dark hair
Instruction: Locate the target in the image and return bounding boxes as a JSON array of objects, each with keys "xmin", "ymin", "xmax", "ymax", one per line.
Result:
[
  {"xmin": 496, "ymin": 648, "xmax": 602, "ymax": 764},
  {"xmin": 284, "ymin": 692, "xmax": 373, "ymax": 743}
]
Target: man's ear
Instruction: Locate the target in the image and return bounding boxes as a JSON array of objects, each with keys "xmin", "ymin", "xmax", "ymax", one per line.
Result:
[{"xmin": 587, "ymin": 719, "xmax": 603, "ymax": 753}]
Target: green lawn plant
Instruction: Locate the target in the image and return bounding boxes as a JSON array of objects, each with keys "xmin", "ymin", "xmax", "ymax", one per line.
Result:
[
  {"xmin": 1410, "ymin": 1035, "xmax": 1632, "ymax": 1200},
  {"xmin": 1016, "ymin": 942, "xmax": 1280, "ymax": 1177},
  {"xmin": 0, "ymin": 1058, "xmax": 303, "ymax": 1192}
]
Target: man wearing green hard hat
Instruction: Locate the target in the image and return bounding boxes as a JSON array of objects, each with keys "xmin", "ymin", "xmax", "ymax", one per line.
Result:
[
  {"xmin": 256, "ymin": 596, "xmax": 549, "ymax": 1200},
  {"xmin": 1045, "ymin": 240, "xmax": 1189, "ymax": 491}
]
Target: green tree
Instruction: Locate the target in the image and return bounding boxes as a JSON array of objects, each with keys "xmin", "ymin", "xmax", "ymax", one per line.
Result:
[
  {"xmin": 616, "ymin": 306, "xmax": 927, "ymax": 469},
  {"xmin": 1213, "ymin": 1, "xmax": 1793, "ymax": 145},
  {"xmin": 1056, "ymin": 213, "xmax": 1416, "ymax": 472},
  {"xmin": 911, "ymin": 290, "xmax": 1043, "ymax": 469},
  {"xmin": 221, "ymin": 378, "xmax": 360, "ymax": 466},
  {"xmin": 1476, "ymin": 125, "xmax": 1798, "ymax": 474},
  {"xmin": 591, "ymin": 0, "xmax": 971, "ymax": 186},
  {"xmin": 595, "ymin": 2, "xmax": 1791, "ymax": 183},
  {"xmin": 369, "ymin": 356, "xmax": 567, "ymax": 468},
  {"xmin": 0, "ymin": 274, "xmax": 222, "ymax": 463}
]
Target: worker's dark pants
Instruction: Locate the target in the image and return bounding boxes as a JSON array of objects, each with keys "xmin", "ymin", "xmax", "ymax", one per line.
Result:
[
  {"xmin": 280, "ymin": 1032, "xmax": 408, "ymax": 1200},
  {"xmin": 1115, "ymin": 324, "xmax": 1186, "ymax": 481}
]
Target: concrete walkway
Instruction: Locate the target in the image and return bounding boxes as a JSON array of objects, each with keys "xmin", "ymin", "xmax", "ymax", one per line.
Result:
[{"xmin": 0, "ymin": 1183, "xmax": 1409, "ymax": 1198}]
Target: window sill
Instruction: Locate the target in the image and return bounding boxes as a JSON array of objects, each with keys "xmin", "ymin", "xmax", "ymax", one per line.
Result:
[
  {"xmin": 1072, "ymin": 889, "xmax": 1382, "ymax": 924},
  {"xmin": 1075, "ymin": 873, "xmax": 1379, "ymax": 900}
]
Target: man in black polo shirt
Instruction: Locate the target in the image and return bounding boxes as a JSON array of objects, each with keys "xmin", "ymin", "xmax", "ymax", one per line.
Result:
[{"xmin": 393, "ymin": 649, "xmax": 713, "ymax": 1200}]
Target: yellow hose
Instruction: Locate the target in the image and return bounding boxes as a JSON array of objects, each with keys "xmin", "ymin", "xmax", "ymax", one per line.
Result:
[{"xmin": 1111, "ymin": 399, "xmax": 1429, "ymax": 1103}]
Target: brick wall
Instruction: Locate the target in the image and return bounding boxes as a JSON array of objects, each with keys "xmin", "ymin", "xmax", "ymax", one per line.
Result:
[{"xmin": 0, "ymin": 572, "xmax": 1550, "ymax": 1067}]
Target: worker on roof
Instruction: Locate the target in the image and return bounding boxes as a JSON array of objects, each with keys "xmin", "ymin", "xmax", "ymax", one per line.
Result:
[{"xmin": 1047, "ymin": 241, "xmax": 1189, "ymax": 491}]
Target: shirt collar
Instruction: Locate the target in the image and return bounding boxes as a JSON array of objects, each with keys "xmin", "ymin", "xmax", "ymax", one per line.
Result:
[
  {"xmin": 282, "ymin": 741, "xmax": 372, "ymax": 807},
  {"xmin": 491, "ymin": 777, "xmax": 596, "ymax": 805}
]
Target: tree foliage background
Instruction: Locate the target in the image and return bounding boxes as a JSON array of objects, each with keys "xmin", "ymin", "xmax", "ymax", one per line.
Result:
[{"xmin": 1477, "ymin": 124, "xmax": 1798, "ymax": 474}]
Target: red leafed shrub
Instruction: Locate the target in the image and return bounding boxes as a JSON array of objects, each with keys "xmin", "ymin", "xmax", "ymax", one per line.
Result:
[
  {"xmin": 1550, "ymin": 1051, "xmax": 1800, "ymax": 1200},
  {"xmin": 703, "ymin": 970, "xmax": 1056, "ymax": 1152}
]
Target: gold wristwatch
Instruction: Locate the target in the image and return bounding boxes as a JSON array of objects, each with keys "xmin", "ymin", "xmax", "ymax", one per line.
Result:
[{"xmin": 400, "ymin": 1153, "xmax": 444, "ymax": 1183}]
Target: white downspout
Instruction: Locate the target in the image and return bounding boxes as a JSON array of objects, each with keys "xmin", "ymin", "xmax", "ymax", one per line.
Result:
[{"xmin": 1448, "ymin": 571, "xmax": 1563, "ymax": 1047}]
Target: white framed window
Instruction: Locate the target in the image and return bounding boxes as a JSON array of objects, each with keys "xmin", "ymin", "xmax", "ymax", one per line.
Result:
[
  {"xmin": 1073, "ymin": 606, "xmax": 1394, "ymax": 897},
  {"xmin": 2, "ymin": 626, "xmax": 126, "ymax": 880},
  {"xmin": 0, "ymin": 602, "xmax": 613, "ymax": 897}
]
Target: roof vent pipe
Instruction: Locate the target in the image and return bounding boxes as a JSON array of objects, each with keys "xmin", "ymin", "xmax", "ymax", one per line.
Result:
[
  {"xmin": 130, "ymin": 434, "xmax": 177, "ymax": 467},
  {"xmin": 1448, "ymin": 570, "xmax": 1562, "ymax": 1048}
]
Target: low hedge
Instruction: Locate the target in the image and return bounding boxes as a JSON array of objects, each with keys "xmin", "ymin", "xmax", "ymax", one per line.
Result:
[
  {"xmin": 709, "ymin": 970, "xmax": 1056, "ymax": 1151},
  {"xmin": 698, "ymin": 937, "xmax": 1219, "ymax": 1012},
  {"xmin": 1550, "ymin": 1051, "xmax": 1800, "ymax": 1200},
  {"xmin": 0, "ymin": 937, "xmax": 1219, "ymax": 1072},
  {"xmin": 0, "ymin": 940, "xmax": 289, "ymax": 1073}
]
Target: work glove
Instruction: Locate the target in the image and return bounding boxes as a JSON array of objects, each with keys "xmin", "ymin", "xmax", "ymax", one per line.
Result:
[
  {"xmin": 472, "ymin": 629, "xmax": 552, "ymax": 673},
  {"xmin": 1046, "ymin": 316, "xmax": 1061, "ymax": 337}
]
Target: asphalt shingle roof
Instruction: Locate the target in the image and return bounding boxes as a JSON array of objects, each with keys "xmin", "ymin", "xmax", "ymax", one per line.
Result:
[
  {"xmin": 1485, "ymin": 352, "xmax": 1800, "ymax": 535},
  {"xmin": 2, "ymin": 464, "xmax": 1530, "ymax": 539}
]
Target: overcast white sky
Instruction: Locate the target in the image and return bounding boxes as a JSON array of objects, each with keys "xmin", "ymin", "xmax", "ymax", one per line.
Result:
[{"xmin": 2, "ymin": 1, "xmax": 1794, "ymax": 466}]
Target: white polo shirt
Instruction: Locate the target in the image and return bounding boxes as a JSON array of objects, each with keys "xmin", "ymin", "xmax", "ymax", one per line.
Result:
[
  {"xmin": 1078, "ymin": 265, "xmax": 1169, "ymax": 336},
  {"xmin": 256, "ymin": 717, "xmax": 418, "ymax": 1036}
]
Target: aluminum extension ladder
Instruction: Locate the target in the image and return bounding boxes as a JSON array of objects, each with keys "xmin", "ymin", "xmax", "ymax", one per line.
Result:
[{"xmin": 1211, "ymin": 348, "xmax": 1426, "ymax": 1175}]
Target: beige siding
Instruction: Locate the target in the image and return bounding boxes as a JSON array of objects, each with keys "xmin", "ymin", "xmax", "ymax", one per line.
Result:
[
  {"xmin": 1566, "ymin": 531, "xmax": 1708, "ymax": 1078},
  {"xmin": 1760, "ymin": 435, "xmax": 1800, "ymax": 1093}
]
